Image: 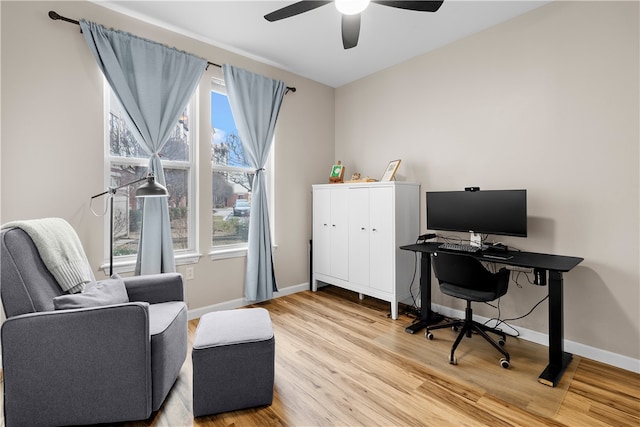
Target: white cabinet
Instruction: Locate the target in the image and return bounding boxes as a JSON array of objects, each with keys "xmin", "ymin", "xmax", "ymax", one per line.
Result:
[
  {"xmin": 348, "ymin": 186, "xmax": 394, "ymax": 293},
  {"xmin": 312, "ymin": 186, "xmax": 349, "ymax": 281},
  {"xmin": 312, "ymin": 182, "xmax": 419, "ymax": 319}
]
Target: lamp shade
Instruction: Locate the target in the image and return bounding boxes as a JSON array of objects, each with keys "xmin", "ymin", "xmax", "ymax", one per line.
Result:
[{"xmin": 135, "ymin": 174, "xmax": 169, "ymax": 198}]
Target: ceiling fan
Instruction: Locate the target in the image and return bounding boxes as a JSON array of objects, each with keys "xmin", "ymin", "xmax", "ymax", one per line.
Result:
[{"xmin": 264, "ymin": 1, "xmax": 444, "ymax": 49}]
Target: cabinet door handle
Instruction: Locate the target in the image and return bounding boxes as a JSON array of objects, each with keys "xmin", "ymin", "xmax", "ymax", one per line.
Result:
[
  {"xmin": 372, "ymin": 228, "xmax": 377, "ymax": 232},
  {"xmin": 361, "ymin": 227, "xmax": 366, "ymax": 231}
]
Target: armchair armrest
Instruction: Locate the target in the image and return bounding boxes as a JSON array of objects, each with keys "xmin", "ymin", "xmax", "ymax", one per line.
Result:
[
  {"xmin": 1, "ymin": 303, "xmax": 153, "ymax": 426},
  {"xmin": 123, "ymin": 272, "xmax": 184, "ymax": 303}
]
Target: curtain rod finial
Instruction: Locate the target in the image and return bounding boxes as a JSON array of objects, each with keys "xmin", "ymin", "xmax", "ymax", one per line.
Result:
[{"xmin": 48, "ymin": 10, "xmax": 80, "ymax": 26}]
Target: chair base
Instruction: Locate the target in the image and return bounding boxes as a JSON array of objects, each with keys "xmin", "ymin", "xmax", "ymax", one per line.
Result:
[{"xmin": 426, "ymin": 304, "xmax": 510, "ymax": 368}]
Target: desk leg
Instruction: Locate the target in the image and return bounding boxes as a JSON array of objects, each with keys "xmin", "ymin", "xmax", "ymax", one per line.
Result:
[
  {"xmin": 405, "ymin": 253, "xmax": 443, "ymax": 334},
  {"xmin": 539, "ymin": 270, "xmax": 573, "ymax": 387}
]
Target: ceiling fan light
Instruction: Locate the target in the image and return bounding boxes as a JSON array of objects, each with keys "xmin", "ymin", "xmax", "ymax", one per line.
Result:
[{"xmin": 335, "ymin": 0, "xmax": 370, "ymax": 15}]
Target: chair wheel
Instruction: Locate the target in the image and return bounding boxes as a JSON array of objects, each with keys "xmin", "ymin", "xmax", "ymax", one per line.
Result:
[
  {"xmin": 426, "ymin": 332, "xmax": 434, "ymax": 340},
  {"xmin": 498, "ymin": 338, "xmax": 506, "ymax": 346},
  {"xmin": 449, "ymin": 354, "xmax": 457, "ymax": 365},
  {"xmin": 500, "ymin": 358, "xmax": 510, "ymax": 369},
  {"xmin": 452, "ymin": 326, "xmax": 459, "ymax": 332}
]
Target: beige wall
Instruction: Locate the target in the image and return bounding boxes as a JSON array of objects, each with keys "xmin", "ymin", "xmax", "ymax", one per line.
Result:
[
  {"xmin": 335, "ymin": 1, "xmax": 639, "ymax": 360},
  {"xmin": 1, "ymin": 1, "xmax": 334, "ymax": 308}
]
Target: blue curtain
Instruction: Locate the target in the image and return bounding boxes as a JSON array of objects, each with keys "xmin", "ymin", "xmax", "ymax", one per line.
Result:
[
  {"xmin": 80, "ymin": 20, "xmax": 206, "ymax": 275},
  {"xmin": 222, "ymin": 65, "xmax": 285, "ymax": 301}
]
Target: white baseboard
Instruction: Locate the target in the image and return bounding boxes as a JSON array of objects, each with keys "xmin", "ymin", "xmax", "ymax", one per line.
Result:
[
  {"xmin": 187, "ymin": 282, "xmax": 309, "ymax": 320},
  {"xmin": 432, "ymin": 303, "xmax": 640, "ymax": 374},
  {"xmin": 187, "ymin": 286, "xmax": 639, "ymax": 374}
]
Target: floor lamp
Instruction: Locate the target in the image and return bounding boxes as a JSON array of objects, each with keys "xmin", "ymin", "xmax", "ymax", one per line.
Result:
[{"xmin": 90, "ymin": 173, "xmax": 169, "ymax": 276}]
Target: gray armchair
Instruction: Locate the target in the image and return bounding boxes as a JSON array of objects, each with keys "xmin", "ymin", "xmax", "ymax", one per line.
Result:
[{"xmin": 0, "ymin": 226, "xmax": 188, "ymax": 426}]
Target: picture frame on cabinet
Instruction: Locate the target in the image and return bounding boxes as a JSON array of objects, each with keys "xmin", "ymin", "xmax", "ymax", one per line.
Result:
[
  {"xmin": 381, "ymin": 159, "xmax": 401, "ymax": 181},
  {"xmin": 329, "ymin": 161, "xmax": 345, "ymax": 183}
]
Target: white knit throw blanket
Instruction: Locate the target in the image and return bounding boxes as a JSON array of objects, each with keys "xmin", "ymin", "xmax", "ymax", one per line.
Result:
[{"xmin": 2, "ymin": 218, "xmax": 92, "ymax": 294}]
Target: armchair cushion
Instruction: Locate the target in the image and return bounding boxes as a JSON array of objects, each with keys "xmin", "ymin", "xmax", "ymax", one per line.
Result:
[
  {"xmin": 148, "ymin": 301, "xmax": 188, "ymax": 411},
  {"xmin": 121, "ymin": 272, "xmax": 184, "ymax": 303},
  {"xmin": 53, "ymin": 277, "xmax": 129, "ymax": 310}
]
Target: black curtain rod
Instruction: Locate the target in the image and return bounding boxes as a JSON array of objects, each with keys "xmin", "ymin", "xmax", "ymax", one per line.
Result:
[{"xmin": 48, "ymin": 11, "xmax": 297, "ymax": 93}]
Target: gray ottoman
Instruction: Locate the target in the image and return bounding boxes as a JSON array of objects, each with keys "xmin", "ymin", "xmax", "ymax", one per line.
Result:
[{"xmin": 192, "ymin": 308, "xmax": 275, "ymax": 417}]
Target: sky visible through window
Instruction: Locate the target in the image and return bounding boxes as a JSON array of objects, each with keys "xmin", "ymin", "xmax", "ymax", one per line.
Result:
[
  {"xmin": 211, "ymin": 91, "xmax": 252, "ymax": 169},
  {"xmin": 211, "ymin": 92, "xmax": 237, "ymax": 154},
  {"xmin": 211, "ymin": 91, "xmax": 235, "ymax": 131}
]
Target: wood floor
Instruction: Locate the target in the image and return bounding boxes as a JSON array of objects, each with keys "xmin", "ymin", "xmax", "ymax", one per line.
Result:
[
  {"xmin": 4, "ymin": 286, "xmax": 640, "ymax": 426},
  {"xmin": 138, "ymin": 286, "xmax": 639, "ymax": 427}
]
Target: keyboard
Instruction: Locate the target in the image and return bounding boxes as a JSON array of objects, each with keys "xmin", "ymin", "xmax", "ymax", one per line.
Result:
[{"xmin": 437, "ymin": 243, "xmax": 481, "ymax": 253}]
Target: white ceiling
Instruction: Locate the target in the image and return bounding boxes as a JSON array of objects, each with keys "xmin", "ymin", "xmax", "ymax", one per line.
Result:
[{"xmin": 99, "ymin": 1, "xmax": 552, "ymax": 88}]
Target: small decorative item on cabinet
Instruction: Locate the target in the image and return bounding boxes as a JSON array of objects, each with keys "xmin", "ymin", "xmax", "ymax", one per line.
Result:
[
  {"xmin": 329, "ymin": 161, "xmax": 345, "ymax": 183},
  {"xmin": 345, "ymin": 172, "xmax": 377, "ymax": 183},
  {"xmin": 381, "ymin": 159, "xmax": 401, "ymax": 182}
]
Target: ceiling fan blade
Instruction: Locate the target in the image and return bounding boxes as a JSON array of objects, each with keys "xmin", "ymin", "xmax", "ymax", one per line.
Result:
[
  {"xmin": 341, "ymin": 13, "xmax": 361, "ymax": 49},
  {"xmin": 372, "ymin": 1, "xmax": 444, "ymax": 13},
  {"xmin": 264, "ymin": 1, "xmax": 332, "ymax": 22}
]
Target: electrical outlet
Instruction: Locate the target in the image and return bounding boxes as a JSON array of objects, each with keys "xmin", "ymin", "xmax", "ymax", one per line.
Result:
[{"xmin": 186, "ymin": 267, "xmax": 194, "ymax": 280}]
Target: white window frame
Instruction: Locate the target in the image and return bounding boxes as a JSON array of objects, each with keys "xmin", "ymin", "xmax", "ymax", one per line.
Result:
[
  {"xmin": 209, "ymin": 77, "xmax": 275, "ymax": 260},
  {"xmin": 101, "ymin": 80, "xmax": 200, "ymax": 274}
]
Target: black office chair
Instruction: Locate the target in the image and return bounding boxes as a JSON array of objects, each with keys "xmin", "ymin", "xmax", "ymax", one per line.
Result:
[{"xmin": 426, "ymin": 252, "xmax": 511, "ymax": 368}]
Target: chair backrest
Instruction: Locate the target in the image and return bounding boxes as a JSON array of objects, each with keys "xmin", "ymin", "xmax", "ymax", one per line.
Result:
[
  {"xmin": 431, "ymin": 252, "xmax": 509, "ymax": 298},
  {"xmin": 1, "ymin": 228, "xmax": 67, "ymax": 316}
]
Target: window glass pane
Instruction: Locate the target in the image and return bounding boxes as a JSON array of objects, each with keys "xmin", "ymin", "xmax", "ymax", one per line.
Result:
[
  {"xmin": 109, "ymin": 106, "xmax": 146, "ymax": 159},
  {"xmin": 212, "ymin": 171, "xmax": 252, "ymax": 246},
  {"xmin": 110, "ymin": 164, "xmax": 146, "ymax": 256},
  {"xmin": 161, "ymin": 107, "xmax": 191, "ymax": 162},
  {"xmin": 111, "ymin": 164, "xmax": 190, "ymax": 254},
  {"xmin": 211, "ymin": 84, "xmax": 254, "ymax": 248},
  {"xmin": 107, "ymin": 79, "xmax": 196, "ymax": 265},
  {"xmin": 109, "ymin": 91, "xmax": 191, "ymax": 162},
  {"xmin": 166, "ymin": 168, "xmax": 190, "ymax": 250}
]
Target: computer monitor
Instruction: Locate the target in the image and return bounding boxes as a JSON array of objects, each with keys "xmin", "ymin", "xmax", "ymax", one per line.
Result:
[{"xmin": 426, "ymin": 189, "xmax": 527, "ymax": 238}]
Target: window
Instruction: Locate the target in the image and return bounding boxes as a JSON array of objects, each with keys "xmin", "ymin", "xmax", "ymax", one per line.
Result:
[
  {"xmin": 104, "ymin": 76, "xmax": 274, "ymax": 266},
  {"xmin": 105, "ymin": 84, "xmax": 197, "ymax": 268},
  {"xmin": 211, "ymin": 78, "xmax": 264, "ymax": 251}
]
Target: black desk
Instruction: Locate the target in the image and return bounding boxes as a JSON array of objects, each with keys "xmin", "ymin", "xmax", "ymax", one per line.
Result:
[{"xmin": 400, "ymin": 242, "xmax": 583, "ymax": 387}]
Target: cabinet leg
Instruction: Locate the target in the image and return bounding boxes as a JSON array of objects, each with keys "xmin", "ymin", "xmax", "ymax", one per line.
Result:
[
  {"xmin": 358, "ymin": 293, "xmax": 364, "ymax": 300},
  {"xmin": 391, "ymin": 303, "xmax": 398, "ymax": 320}
]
